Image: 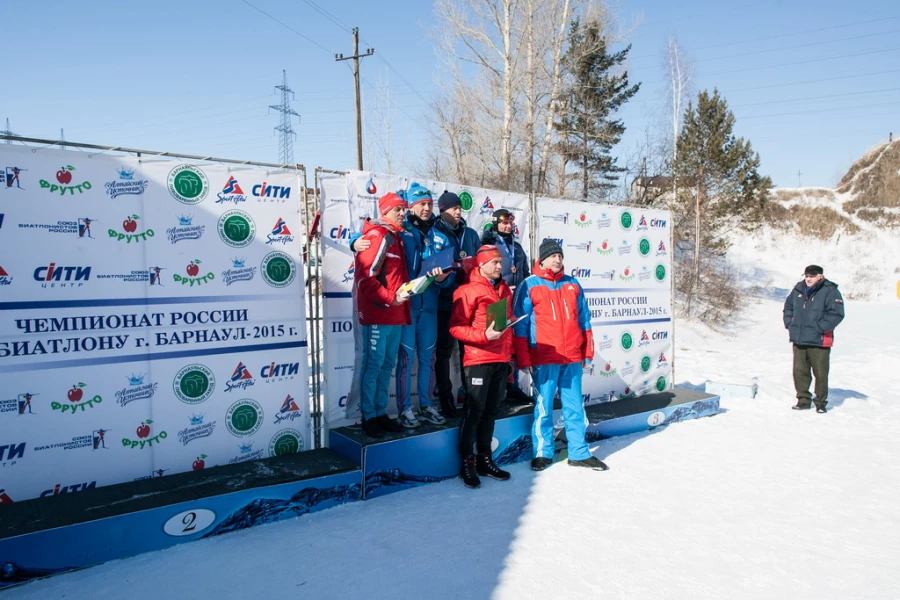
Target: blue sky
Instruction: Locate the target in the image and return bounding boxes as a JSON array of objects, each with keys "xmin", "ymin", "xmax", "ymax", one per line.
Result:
[{"xmin": 1, "ymin": 0, "xmax": 897, "ymax": 188}]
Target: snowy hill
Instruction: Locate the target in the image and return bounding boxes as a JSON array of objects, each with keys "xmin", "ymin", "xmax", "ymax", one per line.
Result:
[{"xmin": 741, "ymin": 139, "xmax": 900, "ymax": 301}]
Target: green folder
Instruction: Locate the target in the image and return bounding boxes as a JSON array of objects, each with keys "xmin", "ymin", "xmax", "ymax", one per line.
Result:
[{"xmin": 486, "ymin": 298, "xmax": 508, "ymax": 332}]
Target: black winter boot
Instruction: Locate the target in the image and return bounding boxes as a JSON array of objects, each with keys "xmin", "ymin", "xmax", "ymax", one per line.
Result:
[
  {"xmin": 362, "ymin": 418, "xmax": 383, "ymax": 438},
  {"xmin": 376, "ymin": 414, "xmax": 404, "ymax": 433},
  {"xmin": 460, "ymin": 455, "xmax": 481, "ymax": 488},
  {"xmin": 440, "ymin": 396, "xmax": 458, "ymax": 418},
  {"xmin": 530, "ymin": 457, "xmax": 552, "ymax": 471},
  {"xmin": 505, "ymin": 387, "xmax": 534, "ymax": 406},
  {"xmin": 568, "ymin": 456, "xmax": 609, "ymax": 471},
  {"xmin": 476, "ymin": 454, "xmax": 511, "ymax": 481}
]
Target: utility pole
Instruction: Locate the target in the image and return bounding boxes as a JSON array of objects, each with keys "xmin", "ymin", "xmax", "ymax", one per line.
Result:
[
  {"xmin": 269, "ymin": 70, "xmax": 300, "ymax": 166},
  {"xmin": 336, "ymin": 28, "xmax": 374, "ymax": 170},
  {"xmin": 60, "ymin": 128, "xmax": 66, "ymax": 151},
  {"xmin": 797, "ymin": 170, "xmax": 802, "ymax": 188}
]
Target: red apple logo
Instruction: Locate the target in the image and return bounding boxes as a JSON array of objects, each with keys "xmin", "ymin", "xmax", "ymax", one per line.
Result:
[
  {"xmin": 605, "ymin": 363, "xmax": 611, "ymax": 372},
  {"xmin": 67, "ymin": 383, "xmax": 86, "ymax": 402},
  {"xmin": 601, "ymin": 240, "xmax": 608, "ymax": 250},
  {"xmin": 136, "ymin": 420, "xmax": 152, "ymax": 439},
  {"xmin": 624, "ymin": 267, "xmax": 630, "ymax": 276},
  {"xmin": 122, "ymin": 215, "xmax": 138, "ymax": 233},
  {"xmin": 56, "ymin": 165, "xmax": 74, "ymax": 185},
  {"xmin": 624, "ymin": 387, "xmax": 631, "ymax": 394},
  {"xmin": 579, "ymin": 213, "xmax": 587, "ymax": 222},
  {"xmin": 192, "ymin": 454, "xmax": 207, "ymax": 471},
  {"xmin": 186, "ymin": 260, "xmax": 201, "ymax": 277}
]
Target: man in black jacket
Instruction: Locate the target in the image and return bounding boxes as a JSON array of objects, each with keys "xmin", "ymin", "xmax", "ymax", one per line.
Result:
[
  {"xmin": 782, "ymin": 265, "xmax": 845, "ymax": 413},
  {"xmin": 481, "ymin": 208, "xmax": 532, "ymax": 405}
]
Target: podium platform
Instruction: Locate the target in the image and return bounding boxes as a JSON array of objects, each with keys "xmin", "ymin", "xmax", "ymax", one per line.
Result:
[
  {"xmin": 583, "ymin": 388, "xmax": 721, "ymax": 441},
  {"xmin": 330, "ymin": 405, "xmax": 534, "ymax": 500},
  {"xmin": 331, "ymin": 388, "xmax": 721, "ymax": 498},
  {"xmin": 0, "ymin": 449, "xmax": 361, "ymax": 590}
]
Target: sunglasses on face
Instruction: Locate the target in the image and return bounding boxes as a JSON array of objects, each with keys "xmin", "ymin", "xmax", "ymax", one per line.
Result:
[{"xmin": 498, "ymin": 215, "xmax": 515, "ymax": 223}]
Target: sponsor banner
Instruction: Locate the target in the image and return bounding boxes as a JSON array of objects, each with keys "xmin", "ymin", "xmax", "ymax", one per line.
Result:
[
  {"xmin": 535, "ymin": 198, "xmax": 673, "ymax": 405},
  {"xmin": 0, "ymin": 145, "xmax": 310, "ymax": 502}
]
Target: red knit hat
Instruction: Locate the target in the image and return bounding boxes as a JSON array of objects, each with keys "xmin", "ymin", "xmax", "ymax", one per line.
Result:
[
  {"xmin": 476, "ymin": 245, "xmax": 502, "ymax": 266},
  {"xmin": 378, "ymin": 192, "xmax": 407, "ymax": 216}
]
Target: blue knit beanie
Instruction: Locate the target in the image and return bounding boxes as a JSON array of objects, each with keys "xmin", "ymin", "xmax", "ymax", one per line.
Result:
[{"xmin": 407, "ymin": 182, "xmax": 433, "ymax": 208}]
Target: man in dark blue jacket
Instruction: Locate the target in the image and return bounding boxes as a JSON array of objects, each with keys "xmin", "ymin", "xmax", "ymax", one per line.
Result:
[
  {"xmin": 432, "ymin": 191, "xmax": 480, "ymax": 416},
  {"xmin": 782, "ymin": 265, "xmax": 845, "ymax": 413},
  {"xmin": 481, "ymin": 208, "xmax": 532, "ymax": 405}
]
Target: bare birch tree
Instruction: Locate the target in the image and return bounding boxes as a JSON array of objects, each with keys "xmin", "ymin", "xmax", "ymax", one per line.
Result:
[
  {"xmin": 433, "ymin": 0, "xmax": 521, "ymax": 188},
  {"xmin": 663, "ymin": 35, "xmax": 694, "ymax": 192}
]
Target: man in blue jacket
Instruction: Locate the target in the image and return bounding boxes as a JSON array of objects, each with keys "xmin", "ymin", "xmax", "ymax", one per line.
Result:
[
  {"xmin": 395, "ymin": 183, "xmax": 451, "ymax": 428},
  {"xmin": 432, "ymin": 191, "xmax": 480, "ymax": 417},
  {"xmin": 782, "ymin": 265, "xmax": 845, "ymax": 413},
  {"xmin": 481, "ymin": 208, "xmax": 532, "ymax": 405}
]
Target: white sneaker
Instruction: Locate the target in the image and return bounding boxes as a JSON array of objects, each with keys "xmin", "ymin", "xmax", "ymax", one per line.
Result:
[
  {"xmin": 398, "ymin": 409, "xmax": 421, "ymax": 429},
  {"xmin": 418, "ymin": 405, "xmax": 447, "ymax": 426}
]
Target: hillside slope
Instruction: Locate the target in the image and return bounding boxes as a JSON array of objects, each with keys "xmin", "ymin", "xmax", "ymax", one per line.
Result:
[{"xmin": 747, "ymin": 139, "xmax": 900, "ymax": 301}]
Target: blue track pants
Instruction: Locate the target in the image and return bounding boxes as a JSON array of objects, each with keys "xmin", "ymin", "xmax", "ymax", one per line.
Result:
[
  {"xmin": 359, "ymin": 324, "xmax": 402, "ymax": 420},
  {"xmin": 395, "ymin": 309, "xmax": 437, "ymax": 412},
  {"xmin": 531, "ymin": 362, "xmax": 590, "ymax": 461}
]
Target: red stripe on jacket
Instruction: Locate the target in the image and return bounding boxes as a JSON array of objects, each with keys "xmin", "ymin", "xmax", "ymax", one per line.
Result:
[{"xmin": 354, "ymin": 219, "xmax": 411, "ymax": 326}]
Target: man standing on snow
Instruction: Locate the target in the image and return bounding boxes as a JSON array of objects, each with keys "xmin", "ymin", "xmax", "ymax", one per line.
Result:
[
  {"xmin": 433, "ymin": 191, "xmax": 480, "ymax": 417},
  {"xmin": 513, "ymin": 239, "xmax": 608, "ymax": 472},
  {"xmin": 783, "ymin": 265, "xmax": 845, "ymax": 413},
  {"xmin": 353, "ymin": 192, "xmax": 411, "ymax": 437},
  {"xmin": 450, "ymin": 245, "xmax": 516, "ymax": 488}
]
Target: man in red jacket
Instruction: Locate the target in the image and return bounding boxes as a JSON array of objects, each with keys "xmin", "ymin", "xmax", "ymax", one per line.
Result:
[
  {"xmin": 513, "ymin": 239, "xmax": 608, "ymax": 472},
  {"xmin": 354, "ymin": 192, "xmax": 410, "ymax": 438},
  {"xmin": 449, "ymin": 245, "xmax": 516, "ymax": 488}
]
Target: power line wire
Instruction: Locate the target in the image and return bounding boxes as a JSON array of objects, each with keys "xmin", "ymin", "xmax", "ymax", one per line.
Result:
[
  {"xmin": 723, "ymin": 67, "xmax": 900, "ymax": 94},
  {"xmin": 630, "ymin": 14, "xmax": 900, "ymax": 59},
  {"xmin": 731, "ymin": 87, "xmax": 900, "ymax": 109},
  {"xmin": 643, "ymin": 0, "xmax": 780, "ymax": 26},
  {"xmin": 293, "ymin": 0, "xmax": 433, "ymax": 108},
  {"xmin": 691, "ymin": 28, "xmax": 900, "ymax": 63},
  {"xmin": 240, "ymin": 0, "xmax": 336, "ymax": 55},
  {"xmin": 740, "ymin": 99, "xmax": 900, "ymax": 120},
  {"xmin": 299, "ymin": 0, "xmax": 352, "ymax": 32},
  {"xmin": 641, "ymin": 45, "xmax": 900, "ymax": 84}
]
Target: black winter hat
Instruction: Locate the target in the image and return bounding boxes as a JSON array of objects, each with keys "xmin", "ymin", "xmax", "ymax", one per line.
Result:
[
  {"xmin": 539, "ymin": 238, "xmax": 564, "ymax": 264},
  {"xmin": 438, "ymin": 190, "xmax": 461, "ymax": 212},
  {"xmin": 804, "ymin": 264, "xmax": 824, "ymax": 276}
]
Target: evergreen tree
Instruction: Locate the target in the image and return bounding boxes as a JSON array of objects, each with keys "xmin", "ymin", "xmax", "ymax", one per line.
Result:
[
  {"xmin": 556, "ymin": 18, "xmax": 640, "ymax": 200},
  {"xmin": 672, "ymin": 89, "xmax": 772, "ymax": 315}
]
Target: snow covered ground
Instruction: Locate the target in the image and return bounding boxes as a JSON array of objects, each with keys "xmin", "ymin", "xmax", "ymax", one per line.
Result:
[{"xmin": 10, "ymin": 293, "xmax": 899, "ymax": 599}]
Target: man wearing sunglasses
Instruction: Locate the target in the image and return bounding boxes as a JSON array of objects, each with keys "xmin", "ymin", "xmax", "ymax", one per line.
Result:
[{"xmin": 782, "ymin": 265, "xmax": 845, "ymax": 414}]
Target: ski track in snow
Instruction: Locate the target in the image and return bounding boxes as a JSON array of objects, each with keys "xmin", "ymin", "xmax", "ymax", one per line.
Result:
[{"xmin": 8, "ymin": 300, "xmax": 900, "ymax": 599}]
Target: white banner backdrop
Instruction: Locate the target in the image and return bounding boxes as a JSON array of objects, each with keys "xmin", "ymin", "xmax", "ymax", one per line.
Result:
[
  {"xmin": 535, "ymin": 199, "xmax": 673, "ymax": 403},
  {"xmin": 0, "ymin": 145, "xmax": 309, "ymax": 503},
  {"xmin": 320, "ymin": 171, "xmax": 532, "ymax": 428}
]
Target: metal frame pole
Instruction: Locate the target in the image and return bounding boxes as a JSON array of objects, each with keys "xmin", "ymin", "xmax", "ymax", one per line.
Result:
[{"xmin": 0, "ymin": 135, "xmax": 300, "ymax": 170}]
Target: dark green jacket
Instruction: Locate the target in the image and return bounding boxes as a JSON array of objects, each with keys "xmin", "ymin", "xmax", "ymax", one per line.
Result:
[{"xmin": 782, "ymin": 279, "xmax": 845, "ymax": 347}]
